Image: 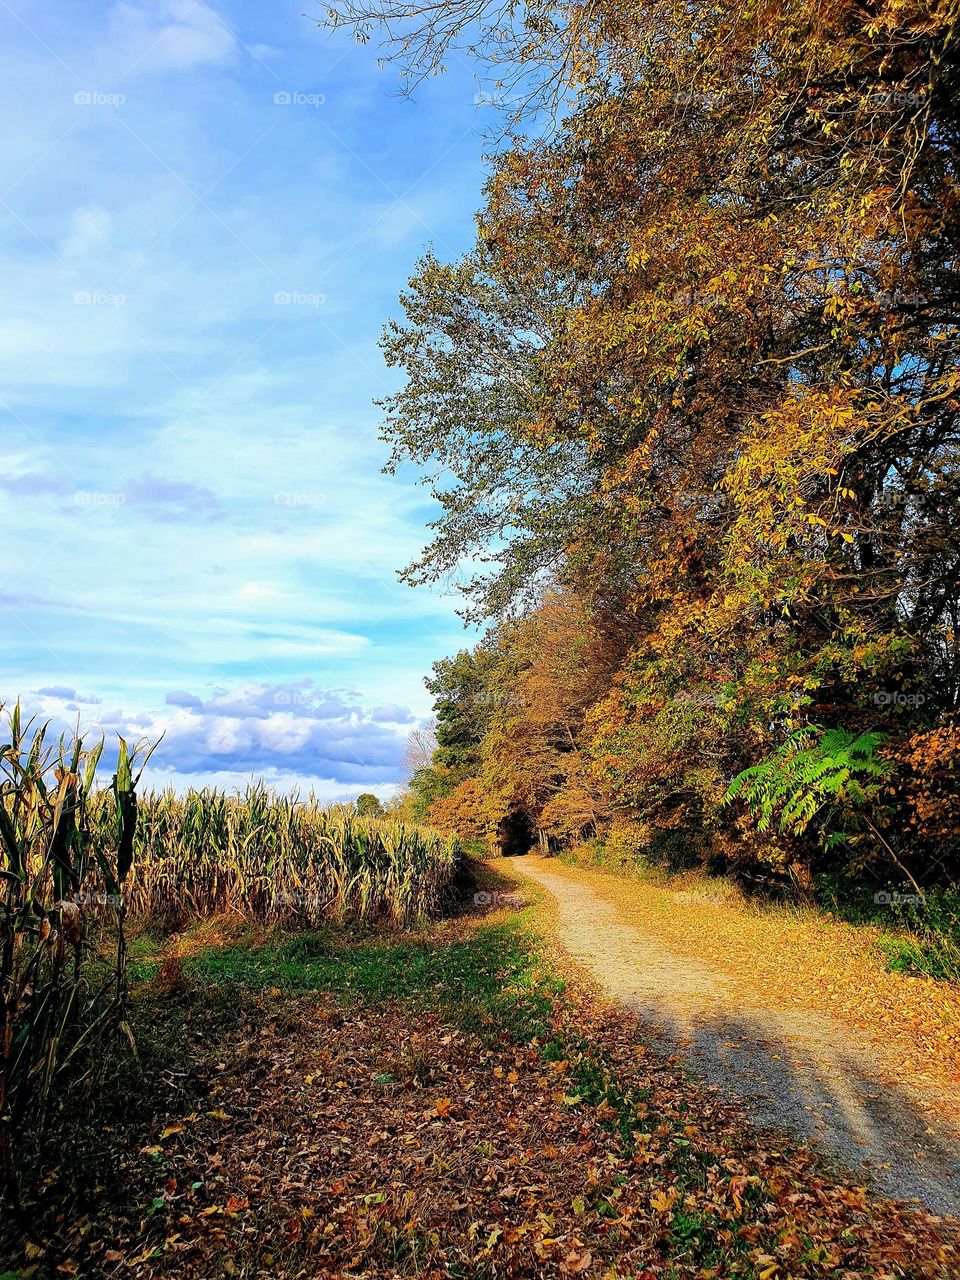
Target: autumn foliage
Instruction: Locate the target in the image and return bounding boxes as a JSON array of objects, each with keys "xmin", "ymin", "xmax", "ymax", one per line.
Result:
[{"xmin": 381, "ymin": 0, "xmax": 960, "ymax": 890}]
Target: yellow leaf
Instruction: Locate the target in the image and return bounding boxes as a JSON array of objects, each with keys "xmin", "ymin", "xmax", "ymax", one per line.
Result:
[{"xmin": 650, "ymin": 1188, "xmax": 678, "ymax": 1213}]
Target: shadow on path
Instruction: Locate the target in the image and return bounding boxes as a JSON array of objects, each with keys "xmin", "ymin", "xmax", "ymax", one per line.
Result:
[{"xmin": 515, "ymin": 856, "xmax": 960, "ymax": 1216}]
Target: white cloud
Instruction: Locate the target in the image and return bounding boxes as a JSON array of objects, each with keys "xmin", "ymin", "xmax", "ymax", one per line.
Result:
[
  {"xmin": 11, "ymin": 679, "xmax": 417, "ymax": 793},
  {"xmin": 106, "ymin": 1, "xmax": 236, "ymax": 74},
  {"xmin": 235, "ymin": 581, "xmax": 284, "ymax": 600},
  {"xmin": 136, "ymin": 766, "xmax": 399, "ymax": 804}
]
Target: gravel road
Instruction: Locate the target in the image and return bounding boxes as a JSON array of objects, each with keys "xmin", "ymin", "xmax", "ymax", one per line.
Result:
[{"xmin": 514, "ymin": 856, "xmax": 960, "ymax": 1217}]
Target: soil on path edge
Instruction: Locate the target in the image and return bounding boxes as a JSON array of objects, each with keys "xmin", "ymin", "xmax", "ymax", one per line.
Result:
[{"xmin": 511, "ymin": 855, "xmax": 960, "ymax": 1217}]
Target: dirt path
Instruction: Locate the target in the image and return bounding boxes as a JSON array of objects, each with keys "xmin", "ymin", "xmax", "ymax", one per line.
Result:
[{"xmin": 513, "ymin": 856, "xmax": 960, "ymax": 1217}]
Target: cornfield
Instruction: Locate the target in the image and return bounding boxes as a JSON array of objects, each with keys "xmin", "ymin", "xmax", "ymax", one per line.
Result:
[
  {"xmin": 0, "ymin": 706, "xmax": 150, "ymax": 1210},
  {"xmin": 1, "ymin": 704, "xmax": 461, "ymax": 1210},
  {"xmin": 88, "ymin": 786, "xmax": 463, "ymax": 926}
]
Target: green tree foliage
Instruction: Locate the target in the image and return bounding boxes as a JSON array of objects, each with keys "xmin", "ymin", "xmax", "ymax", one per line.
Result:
[
  {"xmin": 426, "ymin": 649, "xmax": 498, "ymax": 781},
  {"xmin": 726, "ymin": 728, "xmax": 892, "ymax": 844},
  {"xmin": 408, "ymin": 764, "xmax": 454, "ymax": 823},
  {"xmin": 404, "ymin": 650, "xmax": 498, "ymax": 821},
  {"xmin": 355, "ymin": 793, "xmax": 385, "ymax": 819}
]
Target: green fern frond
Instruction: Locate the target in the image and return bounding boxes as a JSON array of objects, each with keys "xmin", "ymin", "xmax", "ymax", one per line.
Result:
[{"xmin": 725, "ymin": 725, "xmax": 892, "ymax": 846}]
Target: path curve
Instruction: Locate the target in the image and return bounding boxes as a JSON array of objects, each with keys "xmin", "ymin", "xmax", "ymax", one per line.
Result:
[{"xmin": 513, "ymin": 855, "xmax": 960, "ymax": 1216}]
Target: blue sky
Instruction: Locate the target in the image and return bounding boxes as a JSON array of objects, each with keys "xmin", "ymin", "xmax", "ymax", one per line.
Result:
[{"xmin": 0, "ymin": 0, "xmax": 490, "ymax": 799}]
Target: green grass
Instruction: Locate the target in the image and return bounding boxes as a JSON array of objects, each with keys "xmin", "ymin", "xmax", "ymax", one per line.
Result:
[
  {"xmin": 156, "ymin": 908, "xmax": 666, "ymax": 1144},
  {"xmin": 816, "ymin": 876, "xmax": 960, "ymax": 983},
  {"xmin": 877, "ymin": 933, "xmax": 960, "ymax": 982},
  {"xmin": 179, "ymin": 916, "xmax": 562, "ymax": 1044}
]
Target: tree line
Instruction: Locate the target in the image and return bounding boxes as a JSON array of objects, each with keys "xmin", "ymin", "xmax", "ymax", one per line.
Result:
[{"xmin": 333, "ymin": 0, "xmax": 960, "ymax": 893}]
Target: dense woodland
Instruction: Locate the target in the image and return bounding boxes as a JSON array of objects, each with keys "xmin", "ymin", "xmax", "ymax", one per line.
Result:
[{"xmin": 346, "ymin": 0, "xmax": 960, "ymax": 897}]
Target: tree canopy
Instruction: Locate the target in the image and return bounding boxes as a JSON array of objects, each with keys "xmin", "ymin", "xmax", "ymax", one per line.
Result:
[{"xmin": 344, "ymin": 0, "xmax": 960, "ymax": 889}]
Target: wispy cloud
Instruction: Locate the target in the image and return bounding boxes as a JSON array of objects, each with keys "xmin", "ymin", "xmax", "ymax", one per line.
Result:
[
  {"xmin": 122, "ymin": 471, "xmax": 223, "ymax": 518},
  {"xmin": 106, "ymin": 1, "xmax": 237, "ymax": 75},
  {"xmin": 0, "ymin": 471, "xmax": 69, "ymax": 495},
  {"xmin": 35, "ymin": 684, "xmax": 102, "ymax": 703}
]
